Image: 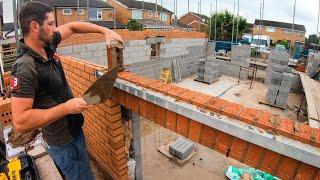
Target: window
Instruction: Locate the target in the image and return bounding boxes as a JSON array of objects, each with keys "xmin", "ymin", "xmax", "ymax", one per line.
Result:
[
  {"xmin": 78, "ymin": 9, "xmax": 84, "ymax": 15},
  {"xmin": 151, "ymin": 43, "xmax": 161, "ymax": 58},
  {"xmin": 256, "ymin": 25, "xmax": 262, "ymax": 31},
  {"xmin": 160, "ymin": 12, "xmax": 168, "ymax": 21},
  {"xmin": 89, "ymin": 8, "xmax": 103, "ymax": 21},
  {"xmin": 63, "ymin": 9, "xmax": 72, "ymax": 15},
  {"xmin": 148, "ymin": 11, "xmax": 154, "ymax": 17},
  {"xmin": 132, "ymin": 10, "xmax": 143, "ymax": 19},
  {"xmin": 266, "ymin": 26, "xmax": 275, "ymax": 32},
  {"xmin": 284, "ymin": 29, "xmax": 294, "ymax": 35},
  {"xmin": 201, "ymin": 18, "xmax": 206, "ymax": 23}
]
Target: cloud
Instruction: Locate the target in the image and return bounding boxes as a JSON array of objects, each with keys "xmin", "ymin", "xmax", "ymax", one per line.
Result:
[{"xmin": 141, "ymin": 0, "xmax": 320, "ymax": 36}]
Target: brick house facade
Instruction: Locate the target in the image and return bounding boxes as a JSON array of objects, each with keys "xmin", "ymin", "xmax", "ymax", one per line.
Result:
[
  {"xmin": 106, "ymin": 0, "xmax": 173, "ymax": 26},
  {"xmin": 179, "ymin": 12, "xmax": 209, "ymax": 33},
  {"xmin": 253, "ymin": 19, "xmax": 306, "ymax": 46}
]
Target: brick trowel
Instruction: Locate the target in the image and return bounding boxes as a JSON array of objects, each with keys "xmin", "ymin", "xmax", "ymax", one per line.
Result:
[{"xmin": 82, "ymin": 65, "xmax": 119, "ymax": 105}]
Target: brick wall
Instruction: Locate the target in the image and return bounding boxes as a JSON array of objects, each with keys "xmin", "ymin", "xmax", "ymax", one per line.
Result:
[
  {"xmin": 54, "ymin": 8, "xmax": 114, "ymax": 27},
  {"xmin": 180, "ymin": 13, "xmax": 209, "ymax": 32},
  {"xmin": 116, "ymin": 71, "xmax": 320, "ymax": 180},
  {"xmin": 59, "ymin": 56, "xmax": 128, "ymax": 179},
  {"xmin": 252, "ymin": 26, "xmax": 305, "ymax": 45}
]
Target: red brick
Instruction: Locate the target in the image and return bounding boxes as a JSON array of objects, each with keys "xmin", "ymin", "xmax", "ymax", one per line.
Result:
[
  {"xmin": 313, "ymin": 128, "xmax": 320, "ymax": 148},
  {"xmin": 260, "ymin": 150, "xmax": 282, "ymax": 174},
  {"xmin": 125, "ymin": 93, "xmax": 133, "ymax": 109},
  {"xmin": 177, "ymin": 90, "xmax": 201, "ymax": 103},
  {"xmin": 294, "ymin": 123, "xmax": 313, "ymax": 144},
  {"xmin": 176, "ymin": 115, "xmax": 190, "ymax": 137},
  {"xmin": 131, "ymin": 96, "xmax": 140, "ymax": 114},
  {"xmin": 188, "ymin": 120, "xmax": 202, "ymax": 143},
  {"xmin": 200, "ymin": 125, "xmax": 217, "ymax": 149},
  {"xmin": 155, "ymin": 106, "xmax": 167, "ymax": 127},
  {"xmin": 166, "ymin": 111, "xmax": 177, "ymax": 131},
  {"xmin": 257, "ymin": 112, "xmax": 275, "ymax": 131},
  {"xmin": 139, "ymin": 99, "xmax": 147, "ymax": 117},
  {"xmin": 229, "ymin": 137, "xmax": 248, "ymax": 161},
  {"xmin": 238, "ymin": 107, "xmax": 262, "ymax": 125},
  {"xmin": 206, "ymin": 98, "xmax": 229, "ymax": 113},
  {"xmin": 276, "ymin": 118, "xmax": 294, "ymax": 138},
  {"xmin": 157, "ymin": 84, "xmax": 176, "ymax": 95},
  {"xmin": 214, "ymin": 132, "xmax": 233, "ymax": 155},
  {"xmin": 314, "ymin": 170, "xmax": 320, "ymax": 180},
  {"xmin": 295, "ymin": 164, "xmax": 318, "ymax": 180},
  {"xmin": 118, "ymin": 90, "xmax": 126, "ymax": 106},
  {"xmin": 167, "ymin": 87, "xmax": 189, "ymax": 99},
  {"xmin": 147, "ymin": 81, "xmax": 165, "ymax": 92},
  {"xmin": 189, "ymin": 93, "xmax": 213, "ymax": 108},
  {"xmin": 146, "ymin": 102, "xmax": 157, "ymax": 122},
  {"xmin": 243, "ymin": 144, "xmax": 265, "ymax": 168},
  {"xmin": 222, "ymin": 103, "xmax": 244, "ymax": 119},
  {"xmin": 276, "ymin": 157, "xmax": 300, "ymax": 180}
]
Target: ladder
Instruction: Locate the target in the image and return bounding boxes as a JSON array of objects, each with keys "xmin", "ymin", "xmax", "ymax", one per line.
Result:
[{"xmin": 160, "ymin": 68, "xmax": 173, "ymax": 83}]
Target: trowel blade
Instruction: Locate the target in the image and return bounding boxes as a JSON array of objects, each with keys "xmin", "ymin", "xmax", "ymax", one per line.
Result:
[{"xmin": 83, "ymin": 65, "xmax": 119, "ymax": 105}]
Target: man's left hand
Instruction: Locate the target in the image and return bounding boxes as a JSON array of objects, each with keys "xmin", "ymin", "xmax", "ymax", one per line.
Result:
[{"xmin": 105, "ymin": 29, "xmax": 124, "ymax": 48}]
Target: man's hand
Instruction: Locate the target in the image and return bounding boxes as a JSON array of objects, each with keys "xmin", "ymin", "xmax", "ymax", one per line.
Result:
[
  {"xmin": 63, "ymin": 98, "xmax": 89, "ymax": 114},
  {"xmin": 105, "ymin": 29, "xmax": 124, "ymax": 48}
]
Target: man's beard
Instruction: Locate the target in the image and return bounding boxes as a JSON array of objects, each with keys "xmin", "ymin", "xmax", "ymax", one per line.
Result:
[{"xmin": 39, "ymin": 28, "xmax": 53, "ymax": 48}]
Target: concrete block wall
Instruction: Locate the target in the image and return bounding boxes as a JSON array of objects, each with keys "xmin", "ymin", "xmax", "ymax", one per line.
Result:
[
  {"xmin": 123, "ymin": 40, "xmax": 151, "ymax": 65},
  {"xmin": 231, "ymin": 45, "xmax": 251, "ymax": 61},
  {"xmin": 60, "ymin": 56, "xmax": 128, "ymax": 179},
  {"xmin": 57, "ymin": 43, "xmax": 108, "ymax": 66},
  {"xmin": 117, "ymin": 71, "xmax": 320, "ymax": 180},
  {"xmin": 214, "ymin": 58, "xmax": 249, "ymax": 80},
  {"xmin": 126, "ymin": 38, "xmax": 208, "ymax": 80}
]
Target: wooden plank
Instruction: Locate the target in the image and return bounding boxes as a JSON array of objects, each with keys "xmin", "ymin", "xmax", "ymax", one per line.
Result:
[{"xmin": 299, "ymin": 73, "xmax": 320, "ymax": 128}]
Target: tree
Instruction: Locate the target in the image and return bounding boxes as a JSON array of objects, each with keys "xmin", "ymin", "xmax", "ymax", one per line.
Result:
[
  {"xmin": 127, "ymin": 19, "xmax": 143, "ymax": 31},
  {"xmin": 305, "ymin": 34, "xmax": 318, "ymax": 49},
  {"xmin": 209, "ymin": 10, "xmax": 247, "ymax": 41},
  {"xmin": 277, "ymin": 40, "xmax": 290, "ymax": 49}
]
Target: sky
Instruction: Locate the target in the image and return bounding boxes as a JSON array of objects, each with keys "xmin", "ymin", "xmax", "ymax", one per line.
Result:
[{"xmin": 141, "ymin": 0, "xmax": 320, "ymax": 37}]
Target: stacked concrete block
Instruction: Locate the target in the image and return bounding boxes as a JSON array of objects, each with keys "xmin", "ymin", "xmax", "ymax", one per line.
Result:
[
  {"xmin": 231, "ymin": 45, "xmax": 251, "ymax": 62},
  {"xmin": 196, "ymin": 58, "xmax": 219, "ymax": 84},
  {"xmin": 265, "ymin": 65, "xmax": 293, "ymax": 109},
  {"xmin": 265, "ymin": 50, "xmax": 290, "ymax": 85},
  {"xmin": 306, "ymin": 53, "xmax": 320, "ymax": 77},
  {"xmin": 169, "ymin": 138, "xmax": 194, "ymax": 160}
]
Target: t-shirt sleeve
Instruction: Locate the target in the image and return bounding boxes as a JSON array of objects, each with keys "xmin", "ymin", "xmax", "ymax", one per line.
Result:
[
  {"xmin": 10, "ymin": 57, "xmax": 39, "ymax": 98},
  {"xmin": 52, "ymin": 31, "xmax": 62, "ymax": 48}
]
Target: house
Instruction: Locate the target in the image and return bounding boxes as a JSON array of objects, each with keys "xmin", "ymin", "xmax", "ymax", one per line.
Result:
[
  {"xmin": 36, "ymin": 0, "xmax": 126, "ymax": 29},
  {"xmin": 253, "ymin": 19, "xmax": 306, "ymax": 46},
  {"xmin": 106, "ymin": 0, "xmax": 173, "ymax": 29},
  {"xmin": 179, "ymin": 12, "xmax": 210, "ymax": 32},
  {"xmin": 176, "ymin": 20, "xmax": 192, "ymax": 32}
]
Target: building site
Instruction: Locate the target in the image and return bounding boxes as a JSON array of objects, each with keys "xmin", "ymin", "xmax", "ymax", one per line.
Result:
[{"xmin": 0, "ymin": 0, "xmax": 319, "ymax": 179}]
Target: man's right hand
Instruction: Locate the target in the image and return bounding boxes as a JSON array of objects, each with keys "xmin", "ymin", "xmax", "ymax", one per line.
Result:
[{"xmin": 63, "ymin": 98, "xmax": 89, "ymax": 114}]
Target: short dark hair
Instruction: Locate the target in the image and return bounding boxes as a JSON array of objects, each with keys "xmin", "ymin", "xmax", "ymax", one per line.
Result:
[{"xmin": 19, "ymin": 1, "xmax": 53, "ymax": 36}]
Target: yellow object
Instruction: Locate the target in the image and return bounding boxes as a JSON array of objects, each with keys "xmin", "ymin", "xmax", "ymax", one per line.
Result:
[
  {"xmin": 0, "ymin": 173, "xmax": 8, "ymax": 180},
  {"xmin": 7, "ymin": 157, "xmax": 22, "ymax": 180},
  {"xmin": 160, "ymin": 68, "xmax": 173, "ymax": 83}
]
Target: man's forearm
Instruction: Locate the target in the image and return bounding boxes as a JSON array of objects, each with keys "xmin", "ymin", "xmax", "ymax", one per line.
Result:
[
  {"xmin": 13, "ymin": 103, "xmax": 69, "ymax": 132},
  {"xmin": 67, "ymin": 22, "xmax": 110, "ymax": 35}
]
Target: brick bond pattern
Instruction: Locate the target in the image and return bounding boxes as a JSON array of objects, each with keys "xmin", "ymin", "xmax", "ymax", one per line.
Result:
[{"xmin": 116, "ymin": 71, "xmax": 320, "ymax": 180}]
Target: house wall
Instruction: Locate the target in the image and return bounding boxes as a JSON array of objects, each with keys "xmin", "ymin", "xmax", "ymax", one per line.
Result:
[
  {"xmin": 180, "ymin": 13, "xmax": 208, "ymax": 32},
  {"xmin": 107, "ymin": 0, "xmax": 171, "ymax": 25},
  {"xmin": 253, "ymin": 25, "xmax": 305, "ymax": 45},
  {"xmin": 54, "ymin": 8, "xmax": 114, "ymax": 26}
]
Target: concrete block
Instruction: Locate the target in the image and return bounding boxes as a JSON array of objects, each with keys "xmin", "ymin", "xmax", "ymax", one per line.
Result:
[
  {"xmin": 58, "ymin": 46, "xmax": 73, "ymax": 55},
  {"xmin": 169, "ymin": 138, "xmax": 194, "ymax": 160},
  {"xmin": 86, "ymin": 43, "xmax": 98, "ymax": 51},
  {"xmin": 72, "ymin": 45, "xmax": 86, "ymax": 53},
  {"xmin": 80, "ymin": 51, "xmax": 93, "ymax": 59},
  {"xmin": 92, "ymin": 50, "xmax": 105, "ymax": 58}
]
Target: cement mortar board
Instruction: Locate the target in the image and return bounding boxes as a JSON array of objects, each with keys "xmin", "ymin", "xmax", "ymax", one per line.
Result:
[{"xmin": 108, "ymin": 76, "xmax": 320, "ymax": 168}]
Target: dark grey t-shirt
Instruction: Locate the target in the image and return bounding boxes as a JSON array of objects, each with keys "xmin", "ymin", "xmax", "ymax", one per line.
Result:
[{"xmin": 11, "ymin": 32, "xmax": 84, "ymax": 146}]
